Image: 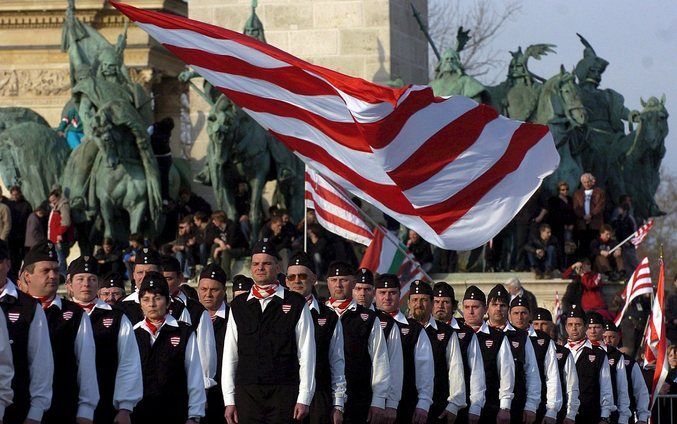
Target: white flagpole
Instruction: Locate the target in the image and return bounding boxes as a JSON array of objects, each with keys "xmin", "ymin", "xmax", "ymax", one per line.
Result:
[
  {"xmin": 303, "ymin": 163, "xmax": 308, "ymax": 253},
  {"xmin": 608, "ymin": 229, "xmax": 638, "ymax": 254}
]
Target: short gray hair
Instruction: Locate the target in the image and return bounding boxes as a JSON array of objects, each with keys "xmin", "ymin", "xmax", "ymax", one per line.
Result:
[{"xmin": 505, "ymin": 277, "xmax": 522, "ymax": 289}]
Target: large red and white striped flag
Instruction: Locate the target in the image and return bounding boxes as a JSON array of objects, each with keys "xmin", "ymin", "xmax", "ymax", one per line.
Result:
[
  {"xmin": 631, "ymin": 219, "xmax": 654, "ymax": 246},
  {"xmin": 643, "ymin": 257, "xmax": 668, "ymax": 408},
  {"xmin": 112, "ymin": 2, "xmax": 559, "ymax": 250},
  {"xmin": 614, "ymin": 257, "xmax": 653, "ymax": 326},
  {"xmin": 553, "ymin": 290, "xmax": 562, "ymax": 326},
  {"xmin": 305, "ymin": 167, "xmax": 373, "ymax": 246}
]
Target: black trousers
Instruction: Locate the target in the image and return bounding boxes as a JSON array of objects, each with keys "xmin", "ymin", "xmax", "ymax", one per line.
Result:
[
  {"xmin": 304, "ymin": 388, "xmax": 332, "ymax": 424},
  {"xmin": 235, "ymin": 384, "xmax": 298, "ymax": 424},
  {"xmin": 206, "ymin": 385, "xmax": 226, "ymax": 424},
  {"xmin": 477, "ymin": 403, "xmax": 499, "ymax": 424},
  {"xmin": 343, "ymin": 399, "xmax": 369, "ymax": 424},
  {"xmin": 3, "ymin": 393, "xmax": 29, "ymax": 424}
]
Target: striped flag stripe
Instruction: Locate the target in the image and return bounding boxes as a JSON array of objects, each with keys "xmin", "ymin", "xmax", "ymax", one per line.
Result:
[{"xmin": 615, "ymin": 258, "xmax": 653, "ymax": 326}]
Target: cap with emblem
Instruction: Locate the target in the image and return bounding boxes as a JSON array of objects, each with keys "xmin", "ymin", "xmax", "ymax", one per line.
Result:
[
  {"xmin": 289, "ymin": 252, "xmax": 314, "ymax": 270},
  {"xmin": 252, "ymin": 238, "xmax": 280, "ymax": 259},
  {"xmin": 433, "ymin": 282, "xmax": 455, "ymax": 302},
  {"xmin": 374, "ymin": 273, "xmax": 399, "ymax": 289},
  {"xmin": 586, "ymin": 311, "xmax": 604, "ymax": 326},
  {"xmin": 356, "ymin": 268, "xmax": 374, "ymax": 285},
  {"xmin": 136, "ymin": 247, "xmax": 160, "ymax": 266},
  {"xmin": 232, "ymin": 274, "xmax": 254, "ymax": 295},
  {"xmin": 159, "ymin": 255, "xmax": 181, "ymax": 274},
  {"xmin": 565, "ymin": 304, "xmax": 585, "ymax": 320},
  {"xmin": 327, "ymin": 261, "xmax": 354, "ymax": 277},
  {"xmin": 138, "ymin": 271, "xmax": 169, "ymax": 300},
  {"xmin": 409, "ymin": 280, "xmax": 433, "ymax": 296},
  {"xmin": 487, "ymin": 284, "xmax": 510, "ymax": 305},
  {"xmin": 533, "ymin": 307, "xmax": 553, "ymax": 322},
  {"xmin": 603, "ymin": 321, "xmax": 619, "ymax": 333},
  {"xmin": 101, "ymin": 272, "xmax": 125, "ymax": 290},
  {"xmin": 67, "ymin": 255, "xmax": 99, "ymax": 277},
  {"xmin": 22, "ymin": 241, "xmax": 58, "ymax": 268},
  {"xmin": 509, "ymin": 295, "xmax": 530, "ymax": 311},
  {"xmin": 463, "ymin": 285, "xmax": 486, "ymax": 304},
  {"xmin": 199, "ymin": 263, "xmax": 228, "ymax": 286}
]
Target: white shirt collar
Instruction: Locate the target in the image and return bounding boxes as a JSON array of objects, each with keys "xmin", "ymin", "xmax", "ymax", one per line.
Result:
[
  {"xmin": 308, "ymin": 296, "xmax": 320, "ymax": 312},
  {"xmin": 500, "ymin": 321, "xmax": 515, "ymax": 332},
  {"xmin": 49, "ymin": 295, "xmax": 63, "ymax": 310},
  {"xmin": 527, "ymin": 325, "xmax": 537, "ymax": 337},
  {"xmin": 215, "ymin": 301, "xmax": 227, "ymax": 319},
  {"xmin": 174, "ymin": 290, "xmax": 187, "ymax": 303},
  {"xmin": 123, "ymin": 291, "xmax": 139, "ymax": 303},
  {"xmin": 449, "ymin": 316, "xmax": 460, "ymax": 329},
  {"xmin": 246, "ymin": 283, "xmax": 286, "ymax": 301},
  {"xmin": 477, "ymin": 321, "xmax": 491, "ymax": 334},
  {"xmin": 0, "ymin": 279, "xmax": 18, "ymax": 299},
  {"xmin": 133, "ymin": 313, "xmax": 179, "ymax": 333},
  {"xmin": 425, "ymin": 315, "xmax": 437, "ymax": 330},
  {"xmin": 392, "ymin": 310, "xmax": 408, "ymax": 325}
]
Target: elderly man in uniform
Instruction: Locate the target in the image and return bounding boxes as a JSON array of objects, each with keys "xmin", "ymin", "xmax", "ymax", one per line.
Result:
[
  {"xmin": 231, "ymin": 275, "xmax": 253, "ymax": 299},
  {"xmin": 223, "ymin": 239, "xmax": 316, "ymax": 424},
  {"xmin": 602, "ymin": 321, "xmax": 650, "ymax": 424},
  {"xmin": 324, "ymin": 261, "xmax": 390, "ymax": 424},
  {"xmin": 408, "ymin": 280, "xmax": 467, "ymax": 424},
  {"xmin": 461, "ymin": 285, "xmax": 514, "ymax": 424},
  {"xmin": 585, "ymin": 312, "xmax": 630, "ymax": 424},
  {"xmin": 97, "ymin": 272, "xmax": 126, "ymax": 306},
  {"xmin": 0, "ymin": 241, "xmax": 53, "ymax": 424},
  {"xmin": 563, "ymin": 305, "xmax": 613, "ymax": 424},
  {"xmin": 21, "ymin": 242, "xmax": 99, "ymax": 424},
  {"xmin": 119, "ymin": 248, "xmax": 162, "ymax": 323},
  {"xmin": 374, "ymin": 274, "xmax": 433, "ymax": 424},
  {"xmin": 508, "ymin": 296, "xmax": 562, "ymax": 423},
  {"xmin": 433, "ymin": 282, "xmax": 485, "ymax": 424},
  {"xmin": 287, "ymin": 252, "xmax": 346, "ymax": 424},
  {"xmin": 66, "ymin": 255, "xmax": 143, "ymax": 424}
]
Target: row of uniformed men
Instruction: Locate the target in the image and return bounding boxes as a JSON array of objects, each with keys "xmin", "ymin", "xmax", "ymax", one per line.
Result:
[{"xmin": 0, "ymin": 238, "xmax": 653, "ymax": 424}]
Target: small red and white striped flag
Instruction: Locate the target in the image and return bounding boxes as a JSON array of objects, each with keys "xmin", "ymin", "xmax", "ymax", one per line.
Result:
[
  {"xmin": 642, "ymin": 257, "xmax": 668, "ymax": 409},
  {"xmin": 614, "ymin": 257, "xmax": 653, "ymax": 326},
  {"xmin": 631, "ymin": 219, "xmax": 654, "ymax": 246},
  {"xmin": 305, "ymin": 167, "xmax": 373, "ymax": 246},
  {"xmin": 111, "ymin": 2, "xmax": 560, "ymax": 250},
  {"xmin": 553, "ymin": 290, "xmax": 562, "ymax": 326}
]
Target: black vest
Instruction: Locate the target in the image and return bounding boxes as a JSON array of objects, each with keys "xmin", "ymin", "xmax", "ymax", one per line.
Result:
[
  {"xmin": 170, "ymin": 295, "xmax": 206, "ymax": 332},
  {"xmin": 575, "ymin": 345, "xmax": 606, "ymax": 419},
  {"xmin": 622, "ymin": 354, "xmax": 637, "ymax": 413},
  {"xmin": 311, "ymin": 302, "xmax": 339, "ymax": 393},
  {"xmin": 0, "ymin": 288, "xmax": 38, "ymax": 418},
  {"xmin": 342, "ymin": 305, "xmax": 377, "ymax": 407},
  {"xmin": 119, "ymin": 296, "xmax": 144, "ymax": 324},
  {"xmin": 90, "ymin": 305, "xmax": 125, "ymax": 421},
  {"xmin": 603, "ymin": 345, "xmax": 624, "ymax": 410},
  {"xmin": 212, "ymin": 305, "xmax": 229, "ymax": 385},
  {"xmin": 505, "ymin": 327, "xmax": 529, "ymax": 412},
  {"xmin": 396, "ymin": 317, "xmax": 424, "ymax": 408},
  {"xmin": 44, "ymin": 299, "xmax": 85, "ymax": 423},
  {"xmin": 530, "ymin": 330, "xmax": 552, "ymax": 409},
  {"xmin": 376, "ymin": 309, "xmax": 396, "ymax": 339},
  {"xmin": 555, "ymin": 344, "xmax": 571, "ymax": 420},
  {"xmin": 451, "ymin": 320, "xmax": 475, "ymax": 405},
  {"xmin": 231, "ymin": 290, "xmax": 305, "ymax": 386},
  {"xmin": 424, "ymin": 320, "xmax": 455, "ymax": 408},
  {"xmin": 475, "ymin": 326, "xmax": 506, "ymax": 408}
]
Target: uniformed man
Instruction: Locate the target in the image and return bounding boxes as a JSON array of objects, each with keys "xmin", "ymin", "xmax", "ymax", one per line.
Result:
[
  {"xmin": 197, "ymin": 263, "xmax": 229, "ymax": 424},
  {"xmin": 324, "ymin": 261, "xmax": 389, "ymax": 424},
  {"xmin": 354, "ymin": 268, "xmax": 403, "ymax": 421},
  {"xmin": 231, "ymin": 275, "xmax": 253, "ymax": 299},
  {"xmin": 408, "ymin": 280, "xmax": 466, "ymax": 424},
  {"xmin": 65, "ymin": 255, "xmax": 143, "ymax": 424},
  {"xmin": 223, "ymin": 239, "xmax": 316, "ymax": 424},
  {"xmin": 132, "ymin": 272, "xmax": 206, "ymax": 423},
  {"xmin": 0, "ymin": 310, "xmax": 13, "ymax": 422},
  {"xmin": 532, "ymin": 308, "xmax": 580, "ymax": 424},
  {"xmin": 119, "ymin": 248, "xmax": 162, "ymax": 323},
  {"xmin": 508, "ymin": 296, "xmax": 562, "ymax": 423},
  {"xmin": 21, "ymin": 242, "xmax": 99, "ymax": 423},
  {"xmin": 461, "ymin": 285, "xmax": 514, "ymax": 424},
  {"xmin": 563, "ymin": 305, "xmax": 613, "ymax": 423},
  {"xmin": 98, "ymin": 272, "xmax": 126, "ymax": 306},
  {"xmin": 375, "ymin": 274, "xmax": 433, "ymax": 424},
  {"xmin": 602, "ymin": 321, "xmax": 650, "ymax": 424},
  {"xmin": 585, "ymin": 312, "xmax": 630, "ymax": 424},
  {"xmin": 0, "ymin": 242, "xmax": 53, "ymax": 424},
  {"xmin": 287, "ymin": 252, "xmax": 346, "ymax": 424},
  {"xmin": 433, "ymin": 282, "xmax": 485, "ymax": 424}
]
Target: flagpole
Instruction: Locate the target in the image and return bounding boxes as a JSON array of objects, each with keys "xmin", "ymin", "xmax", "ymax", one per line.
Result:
[
  {"xmin": 303, "ymin": 163, "xmax": 308, "ymax": 253},
  {"xmin": 608, "ymin": 229, "xmax": 639, "ymax": 254}
]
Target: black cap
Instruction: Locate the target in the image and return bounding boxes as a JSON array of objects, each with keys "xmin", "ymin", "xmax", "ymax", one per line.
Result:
[
  {"xmin": 289, "ymin": 252, "xmax": 314, "ymax": 270},
  {"xmin": 586, "ymin": 311, "xmax": 604, "ymax": 325},
  {"xmin": 199, "ymin": 263, "xmax": 228, "ymax": 286},
  {"xmin": 409, "ymin": 280, "xmax": 433, "ymax": 296},
  {"xmin": 463, "ymin": 285, "xmax": 486, "ymax": 304},
  {"xmin": 356, "ymin": 268, "xmax": 374, "ymax": 285},
  {"xmin": 232, "ymin": 274, "xmax": 254, "ymax": 295},
  {"xmin": 565, "ymin": 304, "xmax": 585, "ymax": 320},
  {"xmin": 23, "ymin": 241, "xmax": 58, "ymax": 268},
  {"xmin": 67, "ymin": 255, "xmax": 99, "ymax": 277},
  {"xmin": 160, "ymin": 255, "xmax": 181, "ymax": 274},
  {"xmin": 509, "ymin": 295, "xmax": 530, "ymax": 311},
  {"xmin": 327, "ymin": 261, "xmax": 354, "ymax": 277},
  {"xmin": 488, "ymin": 284, "xmax": 510, "ymax": 304},
  {"xmin": 138, "ymin": 271, "xmax": 169, "ymax": 300},
  {"xmin": 135, "ymin": 247, "xmax": 160, "ymax": 266},
  {"xmin": 603, "ymin": 321, "xmax": 619, "ymax": 332},
  {"xmin": 0, "ymin": 240, "xmax": 9, "ymax": 260},
  {"xmin": 533, "ymin": 307, "xmax": 553, "ymax": 322},
  {"xmin": 101, "ymin": 272, "xmax": 125, "ymax": 290},
  {"xmin": 375, "ymin": 273, "xmax": 399, "ymax": 289},
  {"xmin": 252, "ymin": 238, "xmax": 279, "ymax": 259},
  {"xmin": 433, "ymin": 282, "xmax": 455, "ymax": 301}
]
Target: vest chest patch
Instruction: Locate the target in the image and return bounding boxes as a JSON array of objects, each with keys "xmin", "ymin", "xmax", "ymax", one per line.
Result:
[
  {"xmin": 485, "ymin": 340, "xmax": 494, "ymax": 348},
  {"xmin": 62, "ymin": 311, "xmax": 73, "ymax": 320},
  {"xmin": 588, "ymin": 354, "xmax": 596, "ymax": 362},
  {"xmin": 557, "ymin": 352, "xmax": 563, "ymax": 360},
  {"xmin": 360, "ymin": 313, "xmax": 369, "ymax": 321},
  {"xmin": 512, "ymin": 340, "xmax": 520, "ymax": 348},
  {"xmin": 282, "ymin": 304, "xmax": 291, "ymax": 314},
  {"xmin": 624, "ymin": 359, "xmax": 630, "ymax": 366},
  {"xmin": 380, "ymin": 321, "xmax": 387, "ymax": 329},
  {"xmin": 537, "ymin": 338, "xmax": 545, "ymax": 346},
  {"xmin": 317, "ymin": 318, "xmax": 327, "ymax": 326},
  {"xmin": 170, "ymin": 336, "xmax": 180, "ymax": 347},
  {"xmin": 458, "ymin": 332, "xmax": 466, "ymax": 339},
  {"xmin": 8, "ymin": 312, "xmax": 19, "ymax": 323},
  {"xmin": 437, "ymin": 333, "xmax": 445, "ymax": 341},
  {"xmin": 102, "ymin": 317, "xmax": 114, "ymax": 328},
  {"xmin": 401, "ymin": 328, "xmax": 409, "ymax": 335},
  {"xmin": 609, "ymin": 358, "xmax": 615, "ymax": 366}
]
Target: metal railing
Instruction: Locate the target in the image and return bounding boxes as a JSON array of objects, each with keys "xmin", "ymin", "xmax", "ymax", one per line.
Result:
[{"xmin": 653, "ymin": 394, "xmax": 676, "ymax": 424}]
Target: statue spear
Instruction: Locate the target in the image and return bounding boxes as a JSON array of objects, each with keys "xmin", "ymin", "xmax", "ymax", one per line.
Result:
[{"xmin": 410, "ymin": 2, "xmax": 441, "ymax": 61}]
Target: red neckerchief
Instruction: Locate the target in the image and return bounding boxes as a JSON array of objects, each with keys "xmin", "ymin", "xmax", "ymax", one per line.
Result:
[
  {"xmin": 252, "ymin": 283, "xmax": 279, "ymax": 300},
  {"xmin": 305, "ymin": 295, "xmax": 314, "ymax": 307},
  {"xmin": 329, "ymin": 298, "xmax": 352, "ymax": 316},
  {"xmin": 210, "ymin": 313, "xmax": 217, "ymax": 323},
  {"xmin": 488, "ymin": 322, "xmax": 506, "ymax": 331},
  {"xmin": 590, "ymin": 340, "xmax": 601, "ymax": 347},
  {"xmin": 145, "ymin": 317, "xmax": 165, "ymax": 335},
  {"xmin": 567, "ymin": 338, "xmax": 587, "ymax": 351},
  {"xmin": 35, "ymin": 295, "xmax": 56, "ymax": 310},
  {"xmin": 75, "ymin": 301, "xmax": 97, "ymax": 313},
  {"xmin": 388, "ymin": 310, "xmax": 399, "ymax": 318}
]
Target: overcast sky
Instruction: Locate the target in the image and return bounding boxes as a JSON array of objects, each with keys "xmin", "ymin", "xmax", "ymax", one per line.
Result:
[{"xmin": 436, "ymin": 0, "xmax": 676, "ymax": 174}]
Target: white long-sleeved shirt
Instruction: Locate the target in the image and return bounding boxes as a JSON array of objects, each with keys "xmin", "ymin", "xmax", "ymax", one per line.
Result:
[
  {"xmin": 528, "ymin": 326, "xmax": 562, "ymax": 418},
  {"xmin": 88, "ymin": 299, "xmax": 143, "ymax": 412},
  {"xmin": 49, "ymin": 296, "xmax": 100, "ymax": 420},
  {"xmin": 477, "ymin": 321, "xmax": 515, "ymax": 410},
  {"xmin": 565, "ymin": 339, "xmax": 613, "ymax": 419},
  {"xmin": 327, "ymin": 299, "xmax": 390, "ymax": 409},
  {"xmin": 0, "ymin": 280, "xmax": 53, "ymax": 422},
  {"xmin": 599, "ymin": 343, "xmax": 631, "ymax": 424},
  {"xmin": 370, "ymin": 305, "xmax": 403, "ymax": 410},
  {"xmin": 628, "ymin": 361, "xmax": 650, "ymax": 422},
  {"xmin": 449, "ymin": 318, "xmax": 486, "ymax": 417},
  {"xmin": 425, "ymin": 316, "xmax": 467, "ymax": 414},
  {"xmin": 222, "ymin": 285, "xmax": 316, "ymax": 406},
  {"xmin": 0, "ymin": 310, "xmax": 14, "ymax": 418},
  {"xmin": 393, "ymin": 311, "xmax": 433, "ymax": 412},
  {"xmin": 560, "ymin": 349, "xmax": 580, "ymax": 420},
  {"xmin": 309, "ymin": 297, "xmax": 346, "ymax": 408},
  {"xmin": 134, "ymin": 314, "xmax": 206, "ymax": 418},
  {"xmin": 502, "ymin": 323, "xmax": 540, "ymax": 413}
]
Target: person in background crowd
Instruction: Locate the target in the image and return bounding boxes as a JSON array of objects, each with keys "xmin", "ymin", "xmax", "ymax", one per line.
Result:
[
  {"xmin": 208, "ymin": 211, "xmax": 248, "ymax": 280},
  {"xmin": 66, "ymin": 255, "xmax": 143, "ymax": 424},
  {"xmin": 0, "ymin": 200, "xmax": 10, "ymax": 246},
  {"xmin": 132, "ymin": 273, "xmax": 206, "ymax": 423},
  {"xmin": 262, "ymin": 216, "xmax": 293, "ymax": 271},
  {"xmin": 0, "ymin": 310, "xmax": 13, "ymax": 422},
  {"xmin": 193, "ymin": 212, "xmax": 211, "ymax": 266},
  {"xmin": 98, "ymin": 272, "xmax": 126, "ymax": 306},
  {"xmin": 307, "ymin": 224, "xmax": 330, "ymax": 278},
  {"xmin": 171, "ymin": 216, "xmax": 197, "ymax": 279},
  {"xmin": 94, "ymin": 237, "xmax": 125, "ymax": 276},
  {"xmin": 590, "ymin": 225, "xmax": 626, "ymax": 281},
  {"xmin": 148, "ymin": 117, "xmax": 174, "ymax": 203},
  {"xmin": 122, "ymin": 233, "xmax": 145, "ymax": 285},
  {"xmin": 524, "ymin": 224, "xmax": 559, "ymax": 279},
  {"xmin": 177, "ymin": 187, "xmax": 212, "ymax": 219},
  {"xmin": 405, "ymin": 230, "xmax": 433, "ymax": 273},
  {"xmin": 47, "ymin": 188, "xmax": 73, "ymax": 276},
  {"xmin": 21, "ymin": 242, "xmax": 98, "ymax": 423},
  {"xmin": 24, "ymin": 202, "xmax": 49, "ymax": 251},
  {"xmin": 610, "ymin": 196, "xmax": 638, "ymax": 272},
  {"xmin": 4, "ymin": 186, "xmax": 32, "ymax": 280},
  {"xmin": 231, "ymin": 274, "xmax": 253, "ymax": 299},
  {"xmin": 119, "ymin": 248, "xmax": 162, "ymax": 323},
  {"xmin": 617, "ymin": 294, "xmax": 650, "ymax": 359},
  {"xmin": 562, "ymin": 260, "xmax": 612, "ymax": 322},
  {"xmin": 197, "ymin": 263, "xmax": 229, "ymax": 424},
  {"xmin": 573, "ymin": 173, "xmax": 606, "ymax": 258},
  {"xmin": 546, "ymin": 181, "xmax": 576, "ymax": 269},
  {"xmin": 0, "ymin": 241, "xmax": 53, "ymax": 424},
  {"xmin": 505, "ymin": 277, "xmax": 538, "ymax": 315},
  {"xmin": 56, "ymin": 106, "xmax": 84, "ymax": 149}
]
